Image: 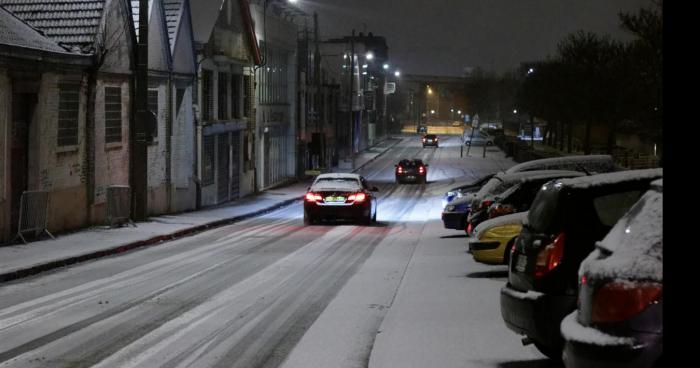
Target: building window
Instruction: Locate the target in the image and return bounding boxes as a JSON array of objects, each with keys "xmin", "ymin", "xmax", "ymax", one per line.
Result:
[
  {"xmin": 232, "ymin": 74, "xmax": 241, "ymax": 119},
  {"xmin": 148, "ymin": 89, "xmax": 159, "ymax": 138},
  {"xmin": 57, "ymin": 83, "xmax": 80, "ymax": 146},
  {"xmin": 202, "ymin": 135, "xmax": 215, "ymax": 185},
  {"xmin": 218, "ymin": 72, "xmax": 228, "ymax": 120},
  {"xmin": 202, "ymin": 70, "xmax": 213, "ymax": 121},
  {"xmin": 104, "ymin": 86, "xmax": 122, "ymax": 143},
  {"xmin": 244, "ymin": 75, "xmax": 252, "ymax": 119},
  {"xmin": 257, "ymin": 45, "xmax": 288, "ymax": 105}
]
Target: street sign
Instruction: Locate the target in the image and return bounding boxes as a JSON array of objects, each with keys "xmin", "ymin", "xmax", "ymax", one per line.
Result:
[{"xmin": 384, "ymin": 82, "xmax": 396, "ymax": 94}]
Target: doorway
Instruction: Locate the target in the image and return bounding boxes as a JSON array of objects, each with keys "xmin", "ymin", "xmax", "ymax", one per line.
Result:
[{"xmin": 10, "ymin": 93, "xmax": 37, "ymax": 233}]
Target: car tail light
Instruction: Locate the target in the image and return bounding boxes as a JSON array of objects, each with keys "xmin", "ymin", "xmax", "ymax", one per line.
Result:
[
  {"xmin": 305, "ymin": 192, "xmax": 322, "ymax": 202},
  {"xmin": 489, "ymin": 204, "xmax": 513, "ymax": 218},
  {"xmin": 534, "ymin": 232, "xmax": 565, "ymax": 279},
  {"xmin": 592, "ymin": 281, "xmax": 662, "ymax": 323},
  {"xmin": 348, "ymin": 192, "xmax": 366, "ymax": 202},
  {"xmin": 422, "ymin": 137, "xmax": 426, "ymax": 142},
  {"xmin": 419, "ymin": 166, "xmax": 425, "ymax": 174},
  {"xmin": 397, "ymin": 166, "xmax": 404, "ymax": 174},
  {"xmin": 466, "ymin": 222, "xmax": 473, "ymax": 234}
]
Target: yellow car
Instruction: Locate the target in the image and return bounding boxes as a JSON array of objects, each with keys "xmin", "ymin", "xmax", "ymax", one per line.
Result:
[{"xmin": 468, "ymin": 212, "xmax": 527, "ymax": 265}]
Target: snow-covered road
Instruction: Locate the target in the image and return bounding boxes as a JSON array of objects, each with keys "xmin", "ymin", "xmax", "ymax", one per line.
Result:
[{"xmin": 0, "ymin": 136, "xmax": 556, "ymax": 367}]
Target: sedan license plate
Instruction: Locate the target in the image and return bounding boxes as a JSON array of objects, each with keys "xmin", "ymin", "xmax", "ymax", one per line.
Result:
[
  {"xmin": 325, "ymin": 196, "xmax": 345, "ymax": 203},
  {"xmin": 515, "ymin": 254, "xmax": 528, "ymax": 272}
]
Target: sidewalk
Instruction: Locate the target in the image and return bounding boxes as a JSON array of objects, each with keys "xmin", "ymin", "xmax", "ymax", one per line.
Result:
[{"xmin": 0, "ymin": 137, "xmax": 403, "ymax": 283}]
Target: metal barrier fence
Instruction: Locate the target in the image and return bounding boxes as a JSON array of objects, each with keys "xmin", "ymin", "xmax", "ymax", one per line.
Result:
[
  {"xmin": 13, "ymin": 190, "xmax": 55, "ymax": 244},
  {"xmin": 106, "ymin": 185, "xmax": 135, "ymax": 228}
]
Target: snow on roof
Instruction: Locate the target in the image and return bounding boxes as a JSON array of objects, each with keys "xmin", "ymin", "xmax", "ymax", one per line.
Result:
[
  {"xmin": 316, "ymin": 173, "xmax": 361, "ymax": 180},
  {"xmin": 558, "ymin": 168, "xmax": 662, "ymax": 190},
  {"xmin": 0, "ymin": 0, "xmax": 106, "ymax": 53},
  {"xmin": 475, "ymin": 170, "xmax": 584, "ymax": 201},
  {"xmin": 506, "ymin": 155, "xmax": 615, "ymax": 174},
  {"xmin": 579, "ymin": 185, "xmax": 662, "ymax": 282},
  {"xmin": 473, "ymin": 211, "xmax": 527, "ymax": 239},
  {"xmin": 560, "ymin": 312, "xmax": 634, "ymax": 347},
  {"xmin": 311, "ymin": 180, "xmax": 361, "ymax": 191}
]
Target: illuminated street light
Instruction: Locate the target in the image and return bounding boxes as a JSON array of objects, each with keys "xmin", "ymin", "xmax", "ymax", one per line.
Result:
[
  {"xmin": 288, "ymin": 0, "xmax": 298, "ymax": 3},
  {"xmin": 527, "ymin": 68, "xmax": 535, "ymax": 75},
  {"xmin": 450, "ymin": 109, "xmax": 454, "ymax": 112},
  {"xmin": 457, "ymin": 110, "xmax": 461, "ymax": 114},
  {"xmin": 362, "ymin": 64, "xmax": 368, "ymax": 69},
  {"xmin": 513, "ymin": 109, "xmax": 518, "ymax": 114},
  {"xmin": 428, "ymin": 87, "xmax": 433, "ymax": 95},
  {"xmin": 366, "ymin": 52, "xmax": 374, "ymax": 60},
  {"xmin": 394, "ymin": 70, "xmax": 401, "ymax": 77},
  {"xmin": 430, "ymin": 110, "xmax": 435, "ymax": 114},
  {"xmin": 383, "ymin": 63, "xmax": 389, "ymax": 70}
]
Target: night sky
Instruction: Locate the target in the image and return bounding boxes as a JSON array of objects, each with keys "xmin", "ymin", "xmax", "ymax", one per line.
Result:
[{"xmin": 297, "ymin": 0, "xmax": 654, "ymax": 77}]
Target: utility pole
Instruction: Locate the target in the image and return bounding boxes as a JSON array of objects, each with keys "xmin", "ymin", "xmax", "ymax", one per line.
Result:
[
  {"xmin": 131, "ymin": 0, "xmax": 149, "ymax": 220},
  {"xmin": 349, "ymin": 29, "xmax": 355, "ymax": 163}
]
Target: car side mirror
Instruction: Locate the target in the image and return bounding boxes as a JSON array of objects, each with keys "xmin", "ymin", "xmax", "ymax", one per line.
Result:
[{"xmin": 372, "ymin": 186, "xmax": 379, "ymax": 192}]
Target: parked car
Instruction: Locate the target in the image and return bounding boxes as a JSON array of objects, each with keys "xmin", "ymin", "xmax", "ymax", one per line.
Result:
[
  {"xmin": 505, "ymin": 155, "xmax": 617, "ymax": 175},
  {"xmin": 303, "ymin": 173, "xmax": 378, "ymax": 225},
  {"xmin": 561, "ymin": 179, "xmax": 662, "ymax": 368},
  {"xmin": 499, "ymin": 168, "xmax": 662, "ymax": 360},
  {"xmin": 452, "ymin": 121, "xmax": 462, "ymax": 127},
  {"xmin": 422, "ymin": 134, "xmax": 439, "ymax": 147},
  {"xmin": 442, "ymin": 194, "xmax": 475, "ymax": 230},
  {"xmin": 463, "ymin": 131, "xmax": 494, "ymax": 146},
  {"xmin": 395, "ymin": 159, "xmax": 428, "ymax": 184},
  {"xmin": 442, "ymin": 173, "xmax": 495, "ymax": 208},
  {"xmin": 417, "ymin": 125, "xmax": 428, "ymax": 133},
  {"xmin": 469, "ymin": 212, "xmax": 527, "ymax": 265},
  {"xmin": 466, "ymin": 170, "xmax": 585, "ymax": 235}
]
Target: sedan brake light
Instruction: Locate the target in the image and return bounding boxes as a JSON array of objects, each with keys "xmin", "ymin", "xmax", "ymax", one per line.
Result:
[
  {"xmin": 305, "ymin": 192, "xmax": 323, "ymax": 202},
  {"xmin": 397, "ymin": 166, "xmax": 404, "ymax": 174},
  {"xmin": 592, "ymin": 281, "xmax": 662, "ymax": 323},
  {"xmin": 534, "ymin": 232, "xmax": 565, "ymax": 279},
  {"xmin": 419, "ymin": 166, "xmax": 425, "ymax": 174},
  {"xmin": 347, "ymin": 192, "xmax": 366, "ymax": 202}
]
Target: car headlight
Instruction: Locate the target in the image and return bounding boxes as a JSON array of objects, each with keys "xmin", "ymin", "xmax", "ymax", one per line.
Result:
[
  {"xmin": 446, "ymin": 191, "xmax": 455, "ymax": 197},
  {"xmin": 456, "ymin": 192, "xmax": 464, "ymax": 198},
  {"xmin": 446, "ymin": 205, "xmax": 455, "ymax": 212}
]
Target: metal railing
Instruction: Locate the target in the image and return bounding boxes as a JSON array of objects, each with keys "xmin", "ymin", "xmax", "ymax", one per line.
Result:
[
  {"xmin": 13, "ymin": 190, "xmax": 55, "ymax": 244},
  {"xmin": 106, "ymin": 185, "xmax": 135, "ymax": 228}
]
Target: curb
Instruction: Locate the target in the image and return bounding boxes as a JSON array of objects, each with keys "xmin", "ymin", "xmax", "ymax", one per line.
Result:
[{"xmin": 0, "ymin": 196, "xmax": 301, "ymax": 284}]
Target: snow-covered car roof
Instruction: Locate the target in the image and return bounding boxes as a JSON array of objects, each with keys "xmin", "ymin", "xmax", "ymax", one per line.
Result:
[
  {"xmin": 505, "ymin": 155, "xmax": 615, "ymax": 174},
  {"xmin": 311, "ymin": 173, "xmax": 362, "ymax": 191},
  {"xmin": 472, "ymin": 211, "xmax": 528, "ymax": 240},
  {"xmin": 475, "ymin": 170, "xmax": 585, "ymax": 201},
  {"xmin": 557, "ymin": 168, "xmax": 662, "ymax": 190},
  {"xmin": 578, "ymin": 180, "xmax": 662, "ymax": 282}
]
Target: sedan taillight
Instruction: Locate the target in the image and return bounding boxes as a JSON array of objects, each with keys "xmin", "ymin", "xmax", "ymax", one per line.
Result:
[
  {"xmin": 305, "ymin": 192, "xmax": 322, "ymax": 202},
  {"xmin": 397, "ymin": 166, "xmax": 404, "ymax": 174},
  {"xmin": 419, "ymin": 166, "xmax": 425, "ymax": 174},
  {"xmin": 592, "ymin": 281, "xmax": 662, "ymax": 323},
  {"xmin": 347, "ymin": 192, "xmax": 366, "ymax": 202},
  {"xmin": 534, "ymin": 232, "xmax": 565, "ymax": 279}
]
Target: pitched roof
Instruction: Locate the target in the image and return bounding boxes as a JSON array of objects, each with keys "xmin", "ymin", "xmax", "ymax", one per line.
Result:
[
  {"xmin": 0, "ymin": 5, "xmax": 70, "ymax": 53},
  {"xmin": 162, "ymin": 0, "xmax": 182, "ymax": 50},
  {"xmin": 130, "ymin": 0, "xmax": 153, "ymax": 42},
  {"xmin": 0, "ymin": 0, "xmax": 105, "ymax": 54}
]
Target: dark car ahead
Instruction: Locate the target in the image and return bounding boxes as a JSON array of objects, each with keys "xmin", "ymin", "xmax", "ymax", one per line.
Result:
[
  {"xmin": 417, "ymin": 125, "xmax": 428, "ymax": 133},
  {"xmin": 395, "ymin": 159, "xmax": 428, "ymax": 184},
  {"xmin": 422, "ymin": 134, "xmax": 439, "ymax": 147},
  {"xmin": 500, "ymin": 168, "xmax": 662, "ymax": 360},
  {"xmin": 562, "ymin": 179, "xmax": 662, "ymax": 368},
  {"xmin": 304, "ymin": 173, "xmax": 378, "ymax": 225}
]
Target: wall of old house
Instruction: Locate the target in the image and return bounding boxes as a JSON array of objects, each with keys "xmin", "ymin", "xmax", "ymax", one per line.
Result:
[
  {"xmin": 171, "ymin": 80, "xmax": 196, "ymax": 212},
  {"xmin": 91, "ymin": 78, "xmax": 130, "ymax": 223},
  {"xmin": 31, "ymin": 73, "xmax": 89, "ymax": 233},
  {"xmin": 147, "ymin": 79, "xmax": 169, "ymax": 215}
]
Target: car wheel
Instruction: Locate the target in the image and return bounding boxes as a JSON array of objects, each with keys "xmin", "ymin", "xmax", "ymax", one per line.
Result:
[
  {"xmin": 534, "ymin": 342, "xmax": 563, "ymax": 361},
  {"xmin": 303, "ymin": 211, "xmax": 314, "ymax": 226}
]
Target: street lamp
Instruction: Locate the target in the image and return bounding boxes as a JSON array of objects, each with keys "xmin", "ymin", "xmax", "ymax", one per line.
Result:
[
  {"xmin": 394, "ymin": 70, "xmax": 400, "ymax": 77},
  {"xmin": 366, "ymin": 52, "xmax": 374, "ymax": 60},
  {"xmin": 383, "ymin": 63, "xmax": 389, "ymax": 70}
]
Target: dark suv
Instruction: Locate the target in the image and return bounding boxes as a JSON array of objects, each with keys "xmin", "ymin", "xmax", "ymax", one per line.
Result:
[
  {"xmin": 499, "ymin": 168, "xmax": 662, "ymax": 360},
  {"xmin": 395, "ymin": 159, "xmax": 428, "ymax": 184},
  {"xmin": 422, "ymin": 134, "xmax": 438, "ymax": 147}
]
